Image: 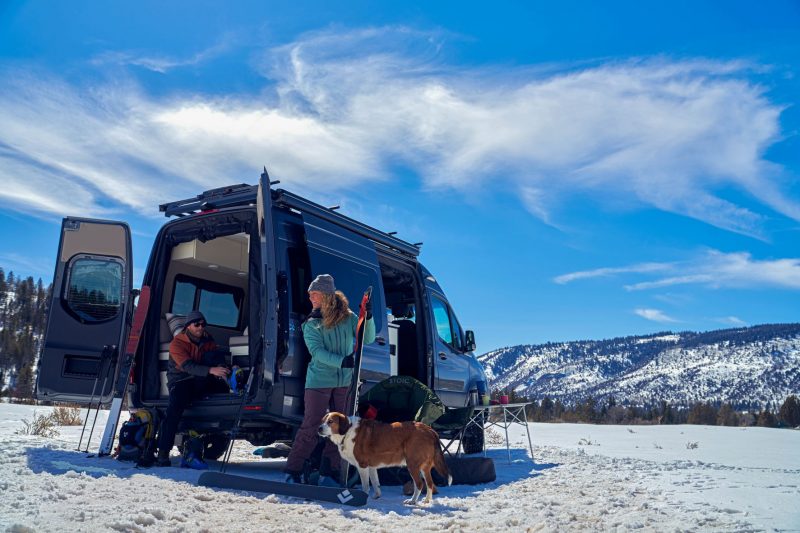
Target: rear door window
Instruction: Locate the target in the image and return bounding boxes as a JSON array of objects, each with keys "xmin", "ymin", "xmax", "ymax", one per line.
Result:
[{"xmin": 65, "ymin": 256, "xmax": 124, "ymax": 322}]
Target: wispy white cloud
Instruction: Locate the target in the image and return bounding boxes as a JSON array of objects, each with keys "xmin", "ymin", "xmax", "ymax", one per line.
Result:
[
  {"xmin": 716, "ymin": 316, "xmax": 747, "ymax": 326},
  {"xmin": 625, "ymin": 251, "xmax": 800, "ymax": 290},
  {"xmin": 634, "ymin": 308, "xmax": 679, "ymax": 323},
  {"xmin": 557, "ymin": 250, "xmax": 800, "ymax": 291},
  {"xmin": 0, "ymin": 26, "xmax": 796, "ymax": 233},
  {"xmin": 554, "ymin": 262, "xmax": 671, "ymax": 284},
  {"xmin": 90, "ymin": 37, "xmax": 235, "ymax": 73}
]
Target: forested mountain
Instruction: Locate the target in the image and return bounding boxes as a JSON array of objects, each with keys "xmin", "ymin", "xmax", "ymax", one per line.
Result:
[
  {"xmin": 0, "ymin": 268, "xmax": 50, "ymax": 398},
  {"xmin": 479, "ymin": 324, "xmax": 800, "ymax": 410}
]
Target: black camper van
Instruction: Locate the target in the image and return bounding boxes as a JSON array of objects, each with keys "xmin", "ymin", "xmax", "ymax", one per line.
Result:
[{"xmin": 36, "ymin": 171, "xmax": 488, "ymax": 456}]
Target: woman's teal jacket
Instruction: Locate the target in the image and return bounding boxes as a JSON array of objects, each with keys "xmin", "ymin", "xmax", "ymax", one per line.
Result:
[{"xmin": 302, "ymin": 311, "xmax": 376, "ymax": 389}]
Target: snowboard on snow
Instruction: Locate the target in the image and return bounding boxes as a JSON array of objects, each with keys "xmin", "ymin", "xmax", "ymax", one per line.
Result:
[{"xmin": 198, "ymin": 471, "xmax": 368, "ymax": 507}]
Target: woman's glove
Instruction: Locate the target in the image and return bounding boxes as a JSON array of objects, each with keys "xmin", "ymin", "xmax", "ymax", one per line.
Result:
[
  {"xmin": 364, "ymin": 298, "xmax": 372, "ymax": 320},
  {"xmin": 341, "ymin": 354, "xmax": 355, "ymax": 368}
]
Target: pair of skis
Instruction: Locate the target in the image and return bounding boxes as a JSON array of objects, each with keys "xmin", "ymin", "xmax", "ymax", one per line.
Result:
[
  {"xmin": 78, "ymin": 286, "xmax": 151, "ymax": 457},
  {"xmin": 198, "ymin": 286, "xmax": 373, "ymax": 507}
]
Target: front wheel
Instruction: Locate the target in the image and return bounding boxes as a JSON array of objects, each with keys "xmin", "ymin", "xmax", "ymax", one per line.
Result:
[{"xmin": 461, "ymin": 412, "xmax": 484, "ymax": 454}]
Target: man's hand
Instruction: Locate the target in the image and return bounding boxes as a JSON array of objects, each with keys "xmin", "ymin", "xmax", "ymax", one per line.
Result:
[
  {"xmin": 209, "ymin": 366, "xmax": 230, "ymax": 378},
  {"xmin": 341, "ymin": 355, "xmax": 355, "ymax": 368}
]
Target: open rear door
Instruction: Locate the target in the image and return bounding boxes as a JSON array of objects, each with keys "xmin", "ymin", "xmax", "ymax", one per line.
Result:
[
  {"xmin": 36, "ymin": 218, "xmax": 133, "ymax": 404},
  {"xmin": 257, "ymin": 170, "xmax": 278, "ymax": 386}
]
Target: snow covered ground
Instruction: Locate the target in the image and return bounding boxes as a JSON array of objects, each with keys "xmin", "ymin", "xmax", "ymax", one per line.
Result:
[{"xmin": 1, "ymin": 402, "xmax": 798, "ymax": 532}]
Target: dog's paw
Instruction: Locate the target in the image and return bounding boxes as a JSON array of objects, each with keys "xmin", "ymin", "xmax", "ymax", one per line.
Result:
[{"xmin": 402, "ymin": 498, "xmax": 418, "ymax": 506}]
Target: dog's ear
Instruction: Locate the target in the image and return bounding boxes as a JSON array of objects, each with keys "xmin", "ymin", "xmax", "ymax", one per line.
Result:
[{"xmin": 337, "ymin": 414, "xmax": 351, "ymax": 435}]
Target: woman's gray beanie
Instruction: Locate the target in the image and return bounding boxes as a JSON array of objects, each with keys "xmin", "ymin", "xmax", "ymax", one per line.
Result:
[{"xmin": 308, "ymin": 274, "xmax": 336, "ymax": 294}]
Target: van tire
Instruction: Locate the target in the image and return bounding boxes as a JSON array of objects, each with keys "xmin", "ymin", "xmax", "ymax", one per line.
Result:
[
  {"xmin": 461, "ymin": 412, "xmax": 484, "ymax": 454},
  {"xmin": 203, "ymin": 434, "xmax": 232, "ymax": 460}
]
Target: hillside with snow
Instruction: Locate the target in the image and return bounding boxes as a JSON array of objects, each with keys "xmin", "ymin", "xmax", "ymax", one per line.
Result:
[
  {"xmin": 0, "ymin": 402, "xmax": 798, "ymax": 531},
  {"xmin": 479, "ymin": 323, "xmax": 800, "ymax": 408}
]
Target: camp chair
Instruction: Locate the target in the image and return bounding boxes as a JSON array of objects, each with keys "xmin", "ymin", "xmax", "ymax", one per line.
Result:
[{"xmin": 358, "ymin": 376, "xmax": 475, "ymax": 456}]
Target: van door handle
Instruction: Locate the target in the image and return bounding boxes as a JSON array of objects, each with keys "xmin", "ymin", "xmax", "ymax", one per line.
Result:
[
  {"xmin": 375, "ymin": 336, "xmax": 386, "ymax": 346},
  {"xmin": 438, "ymin": 351, "xmax": 448, "ymax": 360}
]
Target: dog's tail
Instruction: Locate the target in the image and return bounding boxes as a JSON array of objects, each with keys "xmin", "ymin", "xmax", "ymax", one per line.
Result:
[{"xmin": 435, "ymin": 441, "xmax": 452, "ymax": 486}]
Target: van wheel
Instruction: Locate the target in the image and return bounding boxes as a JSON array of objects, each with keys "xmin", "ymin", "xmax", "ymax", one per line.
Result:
[
  {"xmin": 203, "ymin": 434, "xmax": 232, "ymax": 460},
  {"xmin": 462, "ymin": 413, "xmax": 484, "ymax": 454}
]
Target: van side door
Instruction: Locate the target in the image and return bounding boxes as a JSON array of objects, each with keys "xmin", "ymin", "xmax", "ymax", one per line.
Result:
[
  {"xmin": 426, "ymin": 287, "xmax": 472, "ymax": 407},
  {"xmin": 36, "ymin": 218, "xmax": 133, "ymax": 403},
  {"xmin": 302, "ymin": 213, "xmax": 389, "ymax": 385}
]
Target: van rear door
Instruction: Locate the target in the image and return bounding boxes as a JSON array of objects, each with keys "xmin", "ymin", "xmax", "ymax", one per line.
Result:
[
  {"xmin": 258, "ymin": 171, "xmax": 279, "ymax": 385},
  {"xmin": 36, "ymin": 218, "xmax": 133, "ymax": 403}
]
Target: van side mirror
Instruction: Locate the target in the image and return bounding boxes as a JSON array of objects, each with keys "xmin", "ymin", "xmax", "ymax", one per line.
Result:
[{"xmin": 464, "ymin": 330, "xmax": 476, "ymax": 352}]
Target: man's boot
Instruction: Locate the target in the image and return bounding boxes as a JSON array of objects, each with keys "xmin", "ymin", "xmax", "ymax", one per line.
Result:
[{"xmin": 155, "ymin": 449, "xmax": 172, "ymax": 467}]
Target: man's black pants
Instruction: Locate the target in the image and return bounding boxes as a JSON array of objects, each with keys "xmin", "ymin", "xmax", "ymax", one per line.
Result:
[{"xmin": 157, "ymin": 375, "xmax": 230, "ymax": 455}]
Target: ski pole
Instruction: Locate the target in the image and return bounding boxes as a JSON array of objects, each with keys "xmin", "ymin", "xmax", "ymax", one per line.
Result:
[
  {"xmin": 220, "ymin": 351, "xmax": 258, "ymax": 473},
  {"xmin": 83, "ymin": 346, "xmax": 117, "ymax": 453},
  {"xmin": 77, "ymin": 344, "xmax": 114, "ymax": 452}
]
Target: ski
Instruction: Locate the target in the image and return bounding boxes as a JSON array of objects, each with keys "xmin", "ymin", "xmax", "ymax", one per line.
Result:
[
  {"xmin": 197, "ymin": 472, "xmax": 368, "ymax": 507},
  {"xmin": 97, "ymin": 285, "xmax": 152, "ymax": 456},
  {"xmin": 339, "ymin": 286, "xmax": 372, "ymax": 485}
]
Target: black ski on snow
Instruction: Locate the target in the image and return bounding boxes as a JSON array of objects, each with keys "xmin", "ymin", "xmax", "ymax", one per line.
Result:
[
  {"xmin": 197, "ymin": 472, "xmax": 369, "ymax": 507},
  {"xmin": 340, "ymin": 286, "xmax": 372, "ymax": 486}
]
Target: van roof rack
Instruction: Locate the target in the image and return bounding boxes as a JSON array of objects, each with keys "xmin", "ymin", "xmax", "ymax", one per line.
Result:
[
  {"xmin": 159, "ymin": 183, "xmax": 259, "ymax": 216},
  {"xmin": 160, "ymin": 182, "xmax": 420, "ymax": 257}
]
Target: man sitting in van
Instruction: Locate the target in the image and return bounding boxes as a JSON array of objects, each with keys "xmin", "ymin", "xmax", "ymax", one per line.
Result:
[{"xmin": 144, "ymin": 310, "xmax": 231, "ymax": 468}]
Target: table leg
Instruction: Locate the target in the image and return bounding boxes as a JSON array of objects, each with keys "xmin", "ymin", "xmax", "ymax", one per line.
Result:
[
  {"xmin": 503, "ymin": 406, "xmax": 511, "ymax": 462},
  {"xmin": 522, "ymin": 408, "xmax": 534, "ymax": 461}
]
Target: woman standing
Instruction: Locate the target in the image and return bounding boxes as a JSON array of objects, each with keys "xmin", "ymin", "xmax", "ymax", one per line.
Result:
[{"xmin": 284, "ymin": 274, "xmax": 375, "ymax": 483}]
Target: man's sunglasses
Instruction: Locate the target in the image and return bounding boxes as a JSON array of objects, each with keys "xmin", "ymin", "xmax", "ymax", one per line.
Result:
[{"xmin": 189, "ymin": 321, "xmax": 206, "ymax": 327}]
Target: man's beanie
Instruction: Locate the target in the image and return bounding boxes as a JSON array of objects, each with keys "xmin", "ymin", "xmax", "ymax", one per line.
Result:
[
  {"xmin": 186, "ymin": 310, "xmax": 206, "ymax": 326},
  {"xmin": 308, "ymin": 274, "xmax": 336, "ymax": 295}
]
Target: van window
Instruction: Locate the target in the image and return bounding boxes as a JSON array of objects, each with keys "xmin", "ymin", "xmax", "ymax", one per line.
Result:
[
  {"xmin": 170, "ymin": 274, "xmax": 243, "ymax": 328},
  {"xmin": 64, "ymin": 256, "xmax": 123, "ymax": 322},
  {"xmin": 431, "ymin": 296, "xmax": 453, "ymax": 345},
  {"xmin": 432, "ymin": 296, "xmax": 465, "ymax": 350}
]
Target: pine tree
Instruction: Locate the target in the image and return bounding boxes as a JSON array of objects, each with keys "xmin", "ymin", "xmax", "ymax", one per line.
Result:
[
  {"xmin": 688, "ymin": 402, "xmax": 717, "ymax": 425},
  {"xmin": 0, "ymin": 267, "xmax": 6, "ymax": 312},
  {"xmin": 659, "ymin": 400, "xmax": 674, "ymax": 424},
  {"xmin": 717, "ymin": 403, "xmax": 739, "ymax": 426},
  {"xmin": 756, "ymin": 409, "xmax": 778, "ymax": 428},
  {"xmin": 778, "ymin": 395, "xmax": 800, "ymax": 427},
  {"xmin": 539, "ymin": 396, "xmax": 554, "ymax": 422},
  {"xmin": 13, "ymin": 363, "xmax": 34, "ymax": 400}
]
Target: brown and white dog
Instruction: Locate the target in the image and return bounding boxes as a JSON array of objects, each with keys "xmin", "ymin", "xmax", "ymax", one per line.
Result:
[{"xmin": 318, "ymin": 412, "xmax": 451, "ymax": 505}]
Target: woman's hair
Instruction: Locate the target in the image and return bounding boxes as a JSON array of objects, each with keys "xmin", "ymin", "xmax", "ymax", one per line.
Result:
[{"xmin": 320, "ymin": 290, "xmax": 350, "ymax": 329}]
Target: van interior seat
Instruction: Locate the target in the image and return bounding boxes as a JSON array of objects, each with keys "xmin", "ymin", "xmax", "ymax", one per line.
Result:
[
  {"xmin": 158, "ymin": 317, "xmax": 175, "ymax": 398},
  {"xmin": 229, "ymin": 327, "xmax": 249, "ymax": 368}
]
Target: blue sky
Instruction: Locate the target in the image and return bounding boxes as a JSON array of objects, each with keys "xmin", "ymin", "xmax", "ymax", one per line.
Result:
[{"xmin": 1, "ymin": 1, "xmax": 798, "ymax": 352}]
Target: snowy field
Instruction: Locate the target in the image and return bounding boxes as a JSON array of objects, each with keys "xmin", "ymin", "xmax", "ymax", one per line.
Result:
[{"xmin": 1, "ymin": 403, "xmax": 798, "ymax": 532}]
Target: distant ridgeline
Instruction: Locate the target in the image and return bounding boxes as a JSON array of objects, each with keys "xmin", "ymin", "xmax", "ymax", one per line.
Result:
[
  {"xmin": 0, "ymin": 267, "xmax": 51, "ymax": 398},
  {"xmin": 479, "ymin": 323, "xmax": 800, "ymax": 411}
]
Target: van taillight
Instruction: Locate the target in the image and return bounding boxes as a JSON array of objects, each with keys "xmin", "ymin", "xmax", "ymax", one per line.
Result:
[{"xmin": 243, "ymin": 405, "xmax": 262, "ymax": 411}]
